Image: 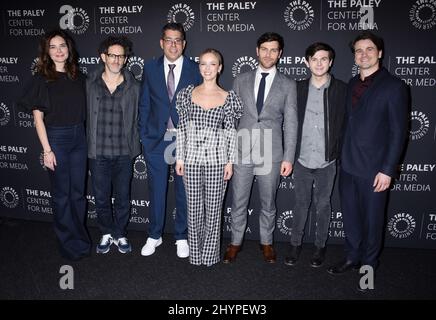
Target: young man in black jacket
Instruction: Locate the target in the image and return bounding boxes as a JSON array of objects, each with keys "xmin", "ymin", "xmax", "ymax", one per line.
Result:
[{"xmin": 285, "ymin": 42, "xmax": 347, "ymax": 268}]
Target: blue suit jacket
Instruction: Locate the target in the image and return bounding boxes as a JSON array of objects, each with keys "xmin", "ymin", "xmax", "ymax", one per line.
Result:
[
  {"xmin": 341, "ymin": 67, "xmax": 409, "ymax": 179},
  {"xmin": 138, "ymin": 55, "xmax": 201, "ymax": 153}
]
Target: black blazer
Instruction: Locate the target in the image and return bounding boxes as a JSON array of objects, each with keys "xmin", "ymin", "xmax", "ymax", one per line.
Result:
[
  {"xmin": 341, "ymin": 67, "xmax": 409, "ymax": 179},
  {"xmin": 295, "ymin": 75, "xmax": 347, "ymax": 163}
]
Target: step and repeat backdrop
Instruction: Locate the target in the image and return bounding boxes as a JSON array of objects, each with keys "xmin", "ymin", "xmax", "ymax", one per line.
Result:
[{"xmin": 0, "ymin": 0, "xmax": 435, "ymax": 248}]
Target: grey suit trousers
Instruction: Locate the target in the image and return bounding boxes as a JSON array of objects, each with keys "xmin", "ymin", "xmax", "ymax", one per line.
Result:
[{"xmin": 230, "ymin": 162, "xmax": 281, "ymax": 245}]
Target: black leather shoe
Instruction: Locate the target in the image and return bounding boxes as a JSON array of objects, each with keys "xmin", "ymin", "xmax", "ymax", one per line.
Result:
[
  {"xmin": 284, "ymin": 244, "xmax": 302, "ymax": 266},
  {"xmin": 310, "ymin": 246, "xmax": 326, "ymax": 268},
  {"xmin": 327, "ymin": 260, "xmax": 361, "ymax": 275}
]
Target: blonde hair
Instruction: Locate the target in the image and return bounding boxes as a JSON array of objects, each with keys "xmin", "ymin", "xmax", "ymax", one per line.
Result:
[{"xmin": 199, "ymin": 48, "xmax": 223, "ymax": 65}]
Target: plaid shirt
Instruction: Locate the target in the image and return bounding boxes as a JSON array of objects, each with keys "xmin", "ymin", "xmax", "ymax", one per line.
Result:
[{"xmin": 96, "ymin": 77, "xmax": 129, "ymax": 157}]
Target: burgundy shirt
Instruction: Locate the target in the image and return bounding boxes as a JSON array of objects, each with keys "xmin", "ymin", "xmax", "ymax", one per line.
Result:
[{"xmin": 352, "ymin": 68, "xmax": 381, "ymax": 107}]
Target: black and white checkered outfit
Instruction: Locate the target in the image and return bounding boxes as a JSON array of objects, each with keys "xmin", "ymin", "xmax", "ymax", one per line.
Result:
[{"xmin": 176, "ymin": 85, "xmax": 243, "ymax": 266}]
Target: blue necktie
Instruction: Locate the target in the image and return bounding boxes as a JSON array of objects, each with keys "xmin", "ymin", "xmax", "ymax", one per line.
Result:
[{"xmin": 256, "ymin": 72, "xmax": 268, "ymax": 115}]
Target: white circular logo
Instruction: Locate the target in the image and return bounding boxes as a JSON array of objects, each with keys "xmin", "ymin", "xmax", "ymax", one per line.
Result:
[
  {"xmin": 30, "ymin": 57, "xmax": 39, "ymax": 75},
  {"xmin": 69, "ymin": 8, "xmax": 90, "ymax": 34},
  {"xmin": 284, "ymin": 0, "xmax": 315, "ymax": 31},
  {"xmin": 87, "ymin": 197, "xmax": 96, "ymax": 218},
  {"xmin": 133, "ymin": 155, "xmax": 147, "ymax": 180},
  {"xmin": 39, "ymin": 152, "xmax": 47, "ymax": 171},
  {"xmin": 410, "ymin": 110, "xmax": 430, "ymax": 140},
  {"xmin": 277, "ymin": 210, "xmax": 293, "ymax": 236},
  {"xmin": 59, "ymin": 5, "xmax": 90, "ymax": 35},
  {"xmin": 410, "ymin": 0, "xmax": 436, "ymax": 30},
  {"xmin": 351, "ymin": 63, "xmax": 360, "ymax": 77},
  {"xmin": 167, "ymin": 3, "xmax": 195, "ymax": 31},
  {"xmin": 0, "ymin": 102, "xmax": 11, "ymax": 126},
  {"xmin": 387, "ymin": 212, "xmax": 416, "ymax": 239},
  {"xmin": 232, "ymin": 56, "xmax": 258, "ymax": 78},
  {"xmin": 0, "ymin": 186, "xmax": 19, "ymax": 208},
  {"xmin": 127, "ymin": 56, "xmax": 145, "ymax": 81}
]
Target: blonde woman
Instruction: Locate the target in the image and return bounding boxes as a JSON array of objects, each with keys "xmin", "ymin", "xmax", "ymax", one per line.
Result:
[{"xmin": 175, "ymin": 49, "xmax": 243, "ymax": 266}]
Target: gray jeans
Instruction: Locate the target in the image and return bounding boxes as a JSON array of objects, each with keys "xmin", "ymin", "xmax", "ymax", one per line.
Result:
[{"xmin": 291, "ymin": 161, "xmax": 337, "ymax": 248}]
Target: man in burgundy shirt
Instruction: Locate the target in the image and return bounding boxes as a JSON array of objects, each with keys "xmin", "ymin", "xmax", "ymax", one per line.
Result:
[{"xmin": 327, "ymin": 32, "xmax": 409, "ymax": 292}]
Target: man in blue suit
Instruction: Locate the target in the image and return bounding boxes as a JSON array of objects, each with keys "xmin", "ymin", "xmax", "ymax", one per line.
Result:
[
  {"xmin": 327, "ymin": 32, "xmax": 408, "ymax": 289},
  {"xmin": 139, "ymin": 23, "xmax": 201, "ymax": 258}
]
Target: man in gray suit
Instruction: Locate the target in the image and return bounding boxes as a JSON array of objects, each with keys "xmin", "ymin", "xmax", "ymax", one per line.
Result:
[{"xmin": 223, "ymin": 32, "xmax": 298, "ymax": 263}]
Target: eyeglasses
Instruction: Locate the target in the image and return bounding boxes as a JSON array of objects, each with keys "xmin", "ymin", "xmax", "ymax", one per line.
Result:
[
  {"xmin": 162, "ymin": 38, "xmax": 183, "ymax": 46},
  {"xmin": 106, "ymin": 53, "xmax": 126, "ymax": 60}
]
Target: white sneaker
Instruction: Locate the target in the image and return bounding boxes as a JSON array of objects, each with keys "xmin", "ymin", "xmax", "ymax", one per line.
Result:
[
  {"xmin": 175, "ymin": 239, "xmax": 189, "ymax": 258},
  {"xmin": 96, "ymin": 234, "xmax": 113, "ymax": 254},
  {"xmin": 141, "ymin": 237, "xmax": 162, "ymax": 256}
]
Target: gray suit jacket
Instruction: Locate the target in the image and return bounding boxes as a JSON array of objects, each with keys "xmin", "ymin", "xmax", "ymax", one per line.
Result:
[{"xmin": 233, "ymin": 69, "xmax": 298, "ymax": 165}]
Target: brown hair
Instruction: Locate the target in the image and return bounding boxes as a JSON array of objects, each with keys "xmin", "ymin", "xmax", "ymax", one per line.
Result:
[{"xmin": 37, "ymin": 29, "xmax": 79, "ymax": 81}]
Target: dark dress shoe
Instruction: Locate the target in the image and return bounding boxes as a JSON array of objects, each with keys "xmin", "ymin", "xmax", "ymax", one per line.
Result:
[
  {"xmin": 310, "ymin": 246, "xmax": 326, "ymax": 268},
  {"xmin": 327, "ymin": 260, "xmax": 361, "ymax": 275},
  {"xmin": 223, "ymin": 244, "xmax": 241, "ymax": 263},
  {"xmin": 284, "ymin": 244, "xmax": 301, "ymax": 266},
  {"xmin": 259, "ymin": 244, "xmax": 276, "ymax": 263}
]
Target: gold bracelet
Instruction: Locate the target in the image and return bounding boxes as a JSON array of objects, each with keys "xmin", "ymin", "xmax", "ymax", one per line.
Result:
[{"xmin": 43, "ymin": 150, "xmax": 52, "ymax": 156}]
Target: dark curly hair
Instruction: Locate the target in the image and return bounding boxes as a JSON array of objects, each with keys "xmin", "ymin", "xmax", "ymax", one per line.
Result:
[{"xmin": 98, "ymin": 36, "xmax": 133, "ymax": 58}]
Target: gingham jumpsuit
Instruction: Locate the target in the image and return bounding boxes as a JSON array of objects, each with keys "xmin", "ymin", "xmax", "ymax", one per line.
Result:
[{"xmin": 176, "ymin": 85, "xmax": 243, "ymax": 266}]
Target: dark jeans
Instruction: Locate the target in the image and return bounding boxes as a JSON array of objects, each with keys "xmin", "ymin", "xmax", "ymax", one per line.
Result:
[
  {"xmin": 89, "ymin": 155, "xmax": 133, "ymax": 239},
  {"xmin": 291, "ymin": 161, "xmax": 337, "ymax": 248},
  {"xmin": 46, "ymin": 124, "xmax": 90, "ymax": 260}
]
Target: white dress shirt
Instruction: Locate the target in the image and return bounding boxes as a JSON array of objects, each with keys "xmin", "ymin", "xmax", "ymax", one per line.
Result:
[{"xmin": 254, "ymin": 66, "xmax": 277, "ymax": 103}]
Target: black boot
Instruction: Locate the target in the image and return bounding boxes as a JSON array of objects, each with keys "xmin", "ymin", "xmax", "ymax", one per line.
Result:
[
  {"xmin": 284, "ymin": 244, "xmax": 302, "ymax": 266},
  {"xmin": 310, "ymin": 246, "xmax": 326, "ymax": 267}
]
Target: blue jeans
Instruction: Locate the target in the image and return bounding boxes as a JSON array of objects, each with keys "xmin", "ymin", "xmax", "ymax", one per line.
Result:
[
  {"xmin": 89, "ymin": 155, "xmax": 133, "ymax": 239},
  {"xmin": 46, "ymin": 124, "xmax": 90, "ymax": 260}
]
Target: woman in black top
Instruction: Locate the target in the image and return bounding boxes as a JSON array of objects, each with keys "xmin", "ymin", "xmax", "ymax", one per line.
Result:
[{"xmin": 19, "ymin": 29, "xmax": 90, "ymax": 261}]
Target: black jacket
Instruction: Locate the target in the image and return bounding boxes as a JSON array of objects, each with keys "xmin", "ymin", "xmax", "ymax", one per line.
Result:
[
  {"xmin": 86, "ymin": 65, "xmax": 141, "ymax": 159},
  {"xmin": 294, "ymin": 75, "xmax": 347, "ymax": 163}
]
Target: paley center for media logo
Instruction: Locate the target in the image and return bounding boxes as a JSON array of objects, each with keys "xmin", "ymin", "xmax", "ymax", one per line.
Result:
[
  {"xmin": 277, "ymin": 210, "xmax": 294, "ymax": 236},
  {"xmin": 0, "ymin": 102, "xmax": 11, "ymax": 126},
  {"xmin": 409, "ymin": 0, "xmax": 436, "ymax": 30},
  {"xmin": 59, "ymin": 4, "xmax": 90, "ymax": 35},
  {"xmin": 284, "ymin": 0, "xmax": 315, "ymax": 31},
  {"xmin": 167, "ymin": 3, "xmax": 195, "ymax": 31},
  {"xmin": 133, "ymin": 155, "xmax": 147, "ymax": 180},
  {"xmin": 232, "ymin": 56, "xmax": 258, "ymax": 78},
  {"xmin": 409, "ymin": 110, "xmax": 430, "ymax": 141},
  {"xmin": 387, "ymin": 212, "xmax": 416, "ymax": 239},
  {"xmin": 127, "ymin": 56, "xmax": 145, "ymax": 81},
  {"xmin": 0, "ymin": 186, "xmax": 19, "ymax": 208}
]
